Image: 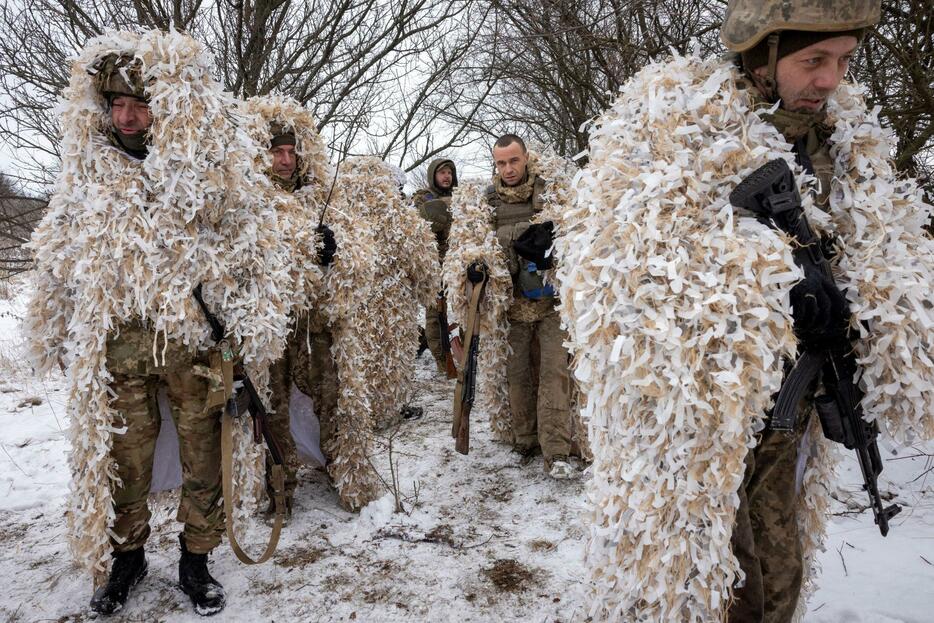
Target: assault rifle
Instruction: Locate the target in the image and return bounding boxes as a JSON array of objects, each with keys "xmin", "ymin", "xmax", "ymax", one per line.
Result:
[
  {"xmin": 452, "ymin": 263, "xmax": 487, "ymax": 455},
  {"xmin": 437, "ymin": 293, "xmax": 458, "ymax": 379},
  {"xmin": 730, "ymin": 159, "xmax": 901, "ymax": 536},
  {"xmin": 192, "ymin": 284, "xmax": 287, "ymax": 564},
  {"xmin": 193, "ymin": 284, "xmax": 286, "ymax": 465}
]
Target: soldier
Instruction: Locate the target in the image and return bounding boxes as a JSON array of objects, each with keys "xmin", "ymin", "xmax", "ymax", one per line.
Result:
[
  {"xmin": 446, "ymin": 135, "xmax": 577, "ymax": 479},
  {"xmin": 26, "ymin": 31, "xmax": 293, "ymax": 616},
  {"xmin": 558, "ymin": 1, "xmax": 934, "ymax": 621},
  {"xmin": 413, "ymin": 158, "xmax": 458, "ymax": 375},
  {"xmin": 245, "ymin": 95, "xmax": 385, "ymax": 513},
  {"xmin": 248, "ymin": 99, "xmax": 334, "ymax": 513},
  {"xmin": 335, "ymin": 157, "xmax": 439, "ymax": 434}
]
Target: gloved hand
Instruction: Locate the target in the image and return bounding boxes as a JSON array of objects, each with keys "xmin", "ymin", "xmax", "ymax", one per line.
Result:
[
  {"xmin": 514, "ymin": 221, "xmax": 555, "ymax": 269},
  {"xmin": 790, "ymin": 272, "xmax": 850, "ymax": 350},
  {"xmin": 466, "ymin": 262, "xmax": 486, "ymax": 284},
  {"xmin": 317, "ymin": 224, "xmax": 337, "ymax": 266}
]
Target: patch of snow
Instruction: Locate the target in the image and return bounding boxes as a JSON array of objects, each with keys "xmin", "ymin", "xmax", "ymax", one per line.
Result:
[{"xmin": 0, "ymin": 282, "xmax": 930, "ymax": 621}]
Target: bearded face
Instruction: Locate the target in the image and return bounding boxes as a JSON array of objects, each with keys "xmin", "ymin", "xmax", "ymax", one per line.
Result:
[
  {"xmin": 110, "ymin": 96, "xmax": 152, "ymax": 135},
  {"xmin": 434, "ymin": 165, "xmax": 454, "ymax": 190},
  {"xmin": 769, "ymin": 35, "xmax": 859, "ymax": 113}
]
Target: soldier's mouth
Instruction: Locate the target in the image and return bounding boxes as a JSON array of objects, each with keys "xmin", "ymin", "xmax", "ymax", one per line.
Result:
[{"xmin": 793, "ymin": 98, "xmax": 824, "ymax": 112}]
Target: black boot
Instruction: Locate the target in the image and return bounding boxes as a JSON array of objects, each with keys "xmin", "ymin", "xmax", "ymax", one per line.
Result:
[
  {"xmin": 89, "ymin": 548, "xmax": 148, "ymax": 615},
  {"xmin": 400, "ymin": 404, "xmax": 423, "ymax": 420},
  {"xmin": 178, "ymin": 535, "xmax": 226, "ymax": 616}
]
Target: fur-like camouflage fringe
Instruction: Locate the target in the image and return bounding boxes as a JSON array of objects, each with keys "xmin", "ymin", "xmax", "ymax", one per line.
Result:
[
  {"xmin": 26, "ymin": 29, "xmax": 295, "ymax": 578},
  {"xmin": 557, "ymin": 49, "xmax": 934, "ymax": 622},
  {"xmin": 326, "ymin": 156, "xmax": 437, "ymax": 510}
]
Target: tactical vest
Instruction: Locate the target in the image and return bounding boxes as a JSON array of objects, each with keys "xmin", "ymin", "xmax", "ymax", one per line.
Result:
[{"xmin": 486, "ymin": 177, "xmax": 554, "ymax": 300}]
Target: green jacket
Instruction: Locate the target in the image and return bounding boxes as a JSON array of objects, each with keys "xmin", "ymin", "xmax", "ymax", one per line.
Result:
[{"xmin": 414, "ymin": 158, "xmax": 458, "ymax": 259}]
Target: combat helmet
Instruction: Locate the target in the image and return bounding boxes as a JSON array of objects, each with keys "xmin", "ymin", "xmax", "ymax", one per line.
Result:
[
  {"xmin": 90, "ymin": 53, "xmax": 146, "ymax": 101},
  {"xmin": 721, "ymin": 0, "xmax": 880, "ymax": 52},
  {"xmin": 721, "ymin": 0, "xmax": 879, "ymax": 99}
]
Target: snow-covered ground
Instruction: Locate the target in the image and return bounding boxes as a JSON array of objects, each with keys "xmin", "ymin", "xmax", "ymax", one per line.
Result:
[{"xmin": 0, "ymin": 286, "xmax": 931, "ymax": 622}]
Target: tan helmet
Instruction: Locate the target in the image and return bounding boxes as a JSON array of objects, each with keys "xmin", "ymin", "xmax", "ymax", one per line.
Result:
[
  {"xmin": 90, "ymin": 53, "xmax": 146, "ymax": 100},
  {"xmin": 721, "ymin": 0, "xmax": 880, "ymax": 52}
]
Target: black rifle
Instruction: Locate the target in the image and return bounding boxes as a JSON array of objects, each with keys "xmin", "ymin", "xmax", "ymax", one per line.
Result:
[
  {"xmin": 192, "ymin": 284, "xmax": 285, "ymax": 465},
  {"xmin": 730, "ymin": 159, "xmax": 901, "ymax": 536}
]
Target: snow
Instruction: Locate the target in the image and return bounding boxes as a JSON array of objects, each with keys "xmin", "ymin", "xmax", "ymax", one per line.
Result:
[{"xmin": 0, "ymin": 284, "xmax": 931, "ymax": 621}]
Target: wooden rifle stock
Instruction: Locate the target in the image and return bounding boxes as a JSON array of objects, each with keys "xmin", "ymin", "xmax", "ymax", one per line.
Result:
[{"xmin": 452, "ymin": 269, "xmax": 486, "ymax": 455}]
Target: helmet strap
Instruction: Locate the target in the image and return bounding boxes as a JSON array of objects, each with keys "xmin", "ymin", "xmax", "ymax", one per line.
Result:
[{"xmin": 763, "ymin": 32, "xmax": 780, "ymax": 99}]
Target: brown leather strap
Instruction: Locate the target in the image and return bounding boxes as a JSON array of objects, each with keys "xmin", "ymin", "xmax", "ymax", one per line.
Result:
[{"xmin": 452, "ymin": 276, "xmax": 486, "ymax": 442}]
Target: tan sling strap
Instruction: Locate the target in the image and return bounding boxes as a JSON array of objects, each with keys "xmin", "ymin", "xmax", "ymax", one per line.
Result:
[{"xmin": 213, "ymin": 341, "xmax": 286, "ymax": 565}]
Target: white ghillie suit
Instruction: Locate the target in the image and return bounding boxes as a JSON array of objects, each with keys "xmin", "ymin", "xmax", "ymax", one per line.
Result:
[
  {"xmin": 243, "ymin": 94, "xmax": 330, "ymax": 316},
  {"xmin": 243, "ymin": 96, "xmax": 382, "ymax": 511},
  {"xmin": 558, "ymin": 49, "xmax": 934, "ymax": 622},
  {"xmin": 337, "ymin": 157, "xmax": 438, "ymax": 430},
  {"xmin": 442, "ymin": 150, "xmax": 577, "ymax": 444},
  {"xmin": 26, "ymin": 30, "xmax": 294, "ymax": 578}
]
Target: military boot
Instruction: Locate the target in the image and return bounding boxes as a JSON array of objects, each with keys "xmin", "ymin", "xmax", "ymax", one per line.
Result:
[
  {"xmin": 400, "ymin": 405, "xmax": 423, "ymax": 420},
  {"xmin": 178, "ymin": 535, "xmax": 225, "ymax": 616},
  {"xmin": 89, "ymin": 547, "xmax": 148, "ymax": 615},
  {"xmin": 547, "ymin": 455, "xmax": 578, "ymax": 480}
]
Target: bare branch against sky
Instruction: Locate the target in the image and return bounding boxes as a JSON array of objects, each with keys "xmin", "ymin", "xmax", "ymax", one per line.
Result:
[
  {"xmin": 0, "ymin": 0, "xmax": 493, "ymax": 187},
  {"xmin": 0, "ymin": 0, "xmax": 930, "ymax": 194}
]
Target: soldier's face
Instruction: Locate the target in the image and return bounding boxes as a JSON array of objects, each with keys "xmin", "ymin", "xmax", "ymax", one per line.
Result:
[
  {"xmin": 492, "ymin": 142, "xmax": 528, "ymax": 187},
  {"xmin": 434, "ymin": 165, "xmax": 454, "ymax": 189},
  {"xmin": 110, "ymin": 96, "xmax": 152, "ymax": 135},
  {"xmin": 767, "ymin": 35, "xmax": 859, "ymax": 113},
  {"xmin": 271, "ymin": 145, "xmax": 297, "ymax": 178}
]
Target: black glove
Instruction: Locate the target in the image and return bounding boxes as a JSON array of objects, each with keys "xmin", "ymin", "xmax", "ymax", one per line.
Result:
[
  {"xmin": 514, "ymin": 221, "xmax": 555, "ymax": 269},
  {"xmin": 789, "ymin": 272, "xmax": 850, "ymax": 350},
  {"xmin": 466, "ymin": 262, "xmax": 486, "ymax": 284},
  {"xmin": 317, "ymin": 224, "xmax": 336, "ymax": 266}
]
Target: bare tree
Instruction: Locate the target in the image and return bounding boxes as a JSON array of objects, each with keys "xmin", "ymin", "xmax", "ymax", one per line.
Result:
[
  {"xmin": 453, "ymin": 0, "xmax": 722, "ymax": 158},
  {"xmin": 0, "ymin": 0, "xmax": 493, "ymax": 188},
  {"xmin": 854, "ymin": 0, "xmax": 934, "ymax": 192},
  {"xmin": 0, "ymin": 172, "xmax": 46, "ymax": 278}
]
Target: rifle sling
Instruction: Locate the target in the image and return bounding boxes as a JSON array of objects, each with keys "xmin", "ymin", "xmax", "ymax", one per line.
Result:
[{"xmin": 216, "ymin": 351, "xmax": 285, "ymax": 565}]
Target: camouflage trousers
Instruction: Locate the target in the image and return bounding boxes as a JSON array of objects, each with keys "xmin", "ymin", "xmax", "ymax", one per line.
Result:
[
  {"xmin": 506, "ymin": 301, "xmax": 572, "ymax": 465},
  {"xmin": 424, "ymin": 302, "xmax": 446, "ymax": 374},
  {"xmin": 106, "ymin": 324, "xmax": 224, "ymax": 555},
  {"xmin": 265, "ymin": 315, "xmax": 339, "ymax": 498},
  {"xmin": 729, "ymin": 414, "xmax": 810, "ymax": 623}
]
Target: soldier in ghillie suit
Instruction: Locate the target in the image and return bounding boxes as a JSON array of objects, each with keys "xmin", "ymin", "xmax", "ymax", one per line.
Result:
[
  {"xmin": 244, "ymin": 95, "xmax": 381, "ymax": 513},
  {"xmin": 334, "ymin": 157, "xmax": 439, "ymax": 435},
  {"xmin": 413, "ymin": 158, "xmax": 458, "ymax": 375},
  {"xmin": 26, "ymin": 31, "xmax": 295, "ymax": 616},
  {"xmin": 558, "ymin": 1, "xmax": 934, "ymax": 621},
  {"xmin": 443, "ymin": 136, "xmax": 579, "ymax": 479}
]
